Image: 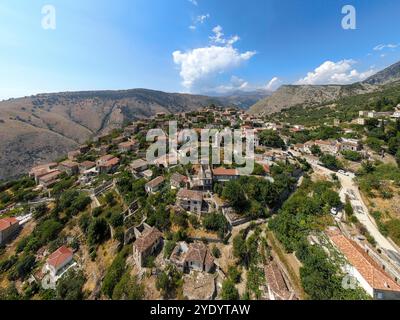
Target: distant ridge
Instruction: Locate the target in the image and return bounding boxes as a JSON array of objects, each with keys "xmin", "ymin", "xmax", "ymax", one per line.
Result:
[
  {"xmin": 248, "ymin": 60, "xmax": 400, "ymax": 116},
  {"xmin": 0, "ymin": 89, "xmax": 217, "ymax": 180}
]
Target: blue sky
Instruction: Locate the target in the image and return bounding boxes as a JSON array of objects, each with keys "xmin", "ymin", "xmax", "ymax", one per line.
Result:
[{"xmin": 0, "ymin": 0, "xmax": 400, "ymax": 100}]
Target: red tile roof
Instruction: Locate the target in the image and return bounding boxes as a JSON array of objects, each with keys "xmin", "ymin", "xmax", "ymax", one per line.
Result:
[
  {"xmin": 119, "ymin": 141, "xmax": 137, "ymax": 148},
  {"xmin": 263, "ymin": 164, "xmax": 270, "ymax": 173},
  {"xmin": 105, "ymin": 157, "xmax": 120, "ymax": 167},
  {"xmin": 170, "ymin": 172, "xmax": 188, "ymax": 184},
  {"xmin": 60, "ymin": 160, "xmax": 79, "ymax": 168},
  {"xmin": 46, "ymin": 246, "xmax": 73, "ymax": 269},
  {"xmin": 328, "ymin": 233, "xmax": 400, "ymax": 292},
  {"xmin": 79, "ymin": 161, "xmax": 96, "ymax": 169},
  {"xmin": 38, "ymin": 170, "xmax": 62, "ymax": 183},
  {"xmin": 0, "ymin": 217, "xmax": 19, "ymax": 232},
  {"xmin": 212, "ymin": 167, "xmax": 238, "ymax": 176},
  {"xmin": 98, "ymin": 154, "xmax": 115, "ymax": 162}
]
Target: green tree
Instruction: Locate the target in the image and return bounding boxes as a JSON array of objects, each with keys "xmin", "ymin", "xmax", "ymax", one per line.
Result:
[
  {"xmin": 310, "ymin": 145, "xmax": 322, "ymax": 156},
  {"xmin": 222, "ymin": 181, "xmax": 249, "ymax": 213},
  {"xmin": 112, "ymin": 271, "xmax": 144, "ymax": 300},
  {"xmin": 87, "ymin": 218, "xmax": 110, "ymax": 247},
  {"xmin": 102, "ymin": 249, "xmax": 128, "ymax": 298},
  {"xmin": 11, "ymin": 254, "xmax": 36, "ymax": 280},
  {"xmin": 109, "ymin": 212, "xmax": 124, "ymax": 228},
  {"xmin": 259, "ymin": 130, "xmax": 285, "ymax": 149},
  {"xmin": 344, "ymin": 196, "xmax": 354, "ymax": 217},
  {"xmin": 56, "ymin": 269, "xmax": 86, "ymax": 300},
  {"xmin": 319, "ymin": 154, "xmax": 342, "ymax": 171},
  {"xmin": 221, "ymin": 279, "xmax": 239, "ymax": 300},
  {"xmin": 341, "ymin": 150, "xmax": 362, "ymax": 162},
  {"xmin": 156, "ymin": 265, "xmax": 183, "ymax": 299}
]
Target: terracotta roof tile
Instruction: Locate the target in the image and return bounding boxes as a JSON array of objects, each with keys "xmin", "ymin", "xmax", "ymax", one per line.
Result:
[
  {"xmin": 328, "ymin": 233, "xmax": 400, "ymax": 292},
  {"xmin": 0, "ymin": 217, "xmax": 19, "ymax": 232},
  {"xmin": 212, "ymin": 167, "xmax": 238, "ymax": 176},
  {"xmin": 46, "ymin": 246, "xmax": 73, "ymax": 269}
]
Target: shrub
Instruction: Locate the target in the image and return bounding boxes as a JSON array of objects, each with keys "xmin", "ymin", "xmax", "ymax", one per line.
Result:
[{"xmin": 211, "ymin": 246, "xmax": 221, "ymax": 259}]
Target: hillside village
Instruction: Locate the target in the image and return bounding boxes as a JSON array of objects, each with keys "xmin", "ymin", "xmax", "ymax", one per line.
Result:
[{"xmin": 1, "ymin": 101, "xmax": 400, "ymax": 301}]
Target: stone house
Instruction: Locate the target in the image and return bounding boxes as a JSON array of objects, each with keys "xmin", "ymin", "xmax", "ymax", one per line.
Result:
[
  {"xmin": 176, "ymin": 189, "xmax": 204, "ymax": 215},
  {"xmin": 133, "ymin": 226, "xmax": 163, "ymax": 267},
  {"xmin": 169, "ymin": 242, "xmax": 215, "ymax": 273},
  {"xmin": 0, "ymin": 217, "xmax": 20, "ymax": 245},
  {"xmin": 145, "ymin": 176, "xmax": 165, "ymax": 193}
]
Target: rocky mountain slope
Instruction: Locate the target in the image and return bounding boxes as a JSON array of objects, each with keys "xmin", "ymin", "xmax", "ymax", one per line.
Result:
[
  {"xmin": 248, "ymin": 83, "xmax": 374, "ymax": 115},
  {"xmin": 363, "ymin": 60, "xmax": 400, "ymax": 85},
  {"xmin": 207, "ymin": 90, "xmax": 271, "ymax": 109},
  {"xmin": 0, "ymin": 89, "xmax": 225, "ymax": 180},
  {"xmin": 249, "ymin": 60, "xmax": 400, "ymax": 115}
]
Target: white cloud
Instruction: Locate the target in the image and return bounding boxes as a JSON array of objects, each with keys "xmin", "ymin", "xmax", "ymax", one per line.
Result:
[
  {"xmin": 189, "ymin": 13, "xmax": 210, "ymax": 30},
  {"xmin": 296, "ymin": 60, "xmax": 375, "ymax": 85},
  {"xmin": 173, "ymin": 46, "xmax": 255, "ymax": 89},
  {"xmin": 188, "ymin": 0, "xmax": 198, "ymax": 6},
  {"xmin": 173, "ymin": 26, "xmax": 256, "ymax": 90},
  {"xmin": 200, "ymin": 76, "xmax": 283, "ymax": 95},
  {"xmin": 211, "ymin": 76, "xmax": 250, "ymax": 94},
  {"xmin": 209, "ymin": 25, "xmax": 239, "ymax": 46},
  {"xmin": 265, "ymin": 77, "xmax": 282, "ymax": 91},
  {"xmin": 196, "ymin": 14, "xmax": 210, "ymax": 24},
  {"xmin": 373, "ymin": 43, "xmax": 399, "ymax": 51}
]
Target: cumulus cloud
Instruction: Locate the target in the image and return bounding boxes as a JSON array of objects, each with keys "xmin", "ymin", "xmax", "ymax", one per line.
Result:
[
  {"xmin": 173, "ymin": 26, "xmax": 256, "ymax": 90},
  {"xmin": 188, "ymin": 0, "xmax": 198, "ymax": 6},
  {"xmin": 296, "ymin": 60, "xmax": 375, "ymax": 85},
  {"xmin": 265, "ymin": 77, "xmax": 282, "ymax": 91},
  {"xmin": 373, "ymin": 43, "xmax": 399, "ymax": 51},
  {"xmin": 173, "ymin": 46, "xmax": 255, "ymax": 89}
]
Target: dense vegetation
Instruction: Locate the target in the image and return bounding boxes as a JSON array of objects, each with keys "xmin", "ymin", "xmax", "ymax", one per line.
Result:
[
  {"xmin": 269, "ymin": 177, "xmax": 340, "ymax": 252},
  {"xmin": 269, "ymin": 177, "xmax": 369, "ymax": 300}
]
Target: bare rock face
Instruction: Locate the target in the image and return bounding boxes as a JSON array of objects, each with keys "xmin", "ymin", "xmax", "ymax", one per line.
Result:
[{"xmin": 0, "ymin": 89, "xmax": 221, "ymax": 180}]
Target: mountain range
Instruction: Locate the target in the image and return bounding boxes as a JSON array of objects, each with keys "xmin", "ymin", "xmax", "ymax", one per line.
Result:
[
  {"xmin": 248, "ymin": 60, "xmax": 400, "ymax": 115},
  {"xmin": 1, "ymin": 60, "xmax": 399, "ymax": 180},
  {"xmin": 0, "ymin": 89, "xmax": 217, "ymax": 180}
]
